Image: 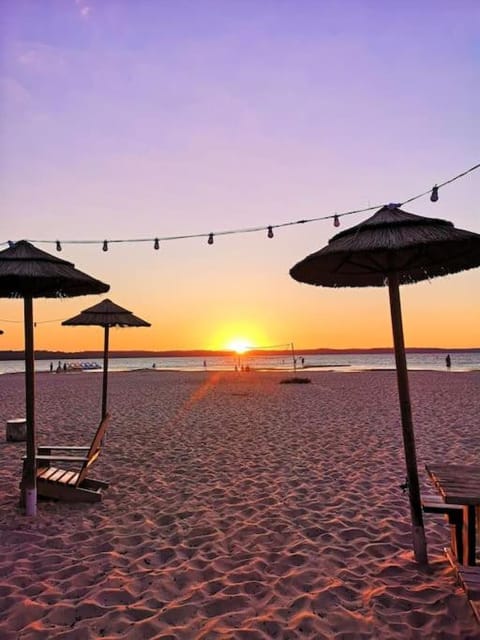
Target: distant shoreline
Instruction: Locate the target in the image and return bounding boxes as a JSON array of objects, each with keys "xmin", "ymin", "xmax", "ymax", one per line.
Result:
[{"xmin": 0, "ymin": 347, "xmax": 478, "ymax": 362}]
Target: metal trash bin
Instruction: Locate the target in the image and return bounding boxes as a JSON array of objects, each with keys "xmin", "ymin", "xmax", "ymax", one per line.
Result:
[{"xmin": 6, "ymin": 418, "xmax": 27, "ymax": 442}]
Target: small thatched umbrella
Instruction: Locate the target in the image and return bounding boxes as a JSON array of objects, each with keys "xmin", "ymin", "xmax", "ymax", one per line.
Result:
[
  {"xmin": 290, "ymin": 204, "xmax": 480, "ymax": 564},
  {"xmin": 0, "ymin": 240, "xmax": 109, "ymax": 516},
  {"xmin": 62, "ymin": 299, "xmax": 151, "ymax": 420}
]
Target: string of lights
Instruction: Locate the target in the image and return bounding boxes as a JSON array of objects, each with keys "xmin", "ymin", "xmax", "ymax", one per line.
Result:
[
  {"xmin": 0, "ymin": 163, "xmax": 478, "ymax": 327},
  {"xmin": 0, "ymin": 317, "xmax": 67, "ymax": 327},
  {"xmin": 2, "ymin": 162, "xmax": 478, "ymax": 251},
  {"xmin": 0, "ymin": 317, "xmax": 66, "ymax": 323}
]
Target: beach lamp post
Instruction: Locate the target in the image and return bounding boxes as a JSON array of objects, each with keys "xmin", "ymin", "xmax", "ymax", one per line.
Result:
[
  {"xmin": 290, "ymin": 204, "xmax": 480, "ymax": 564},
  {"xmin": 62, "ymin": 299, "xmax": 151, "ymax": 420},
  {"xmin": 0, "ymin": 240, "xmax": 109, "ymax": 516}
]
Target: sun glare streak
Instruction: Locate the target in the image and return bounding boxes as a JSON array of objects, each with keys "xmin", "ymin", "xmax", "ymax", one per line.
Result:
[{"xmin": 167, "ymin": 372, "xmax": 222, "ymax": 428}]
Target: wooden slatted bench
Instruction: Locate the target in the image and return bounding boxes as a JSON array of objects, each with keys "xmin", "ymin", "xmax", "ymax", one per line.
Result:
[
  {"xmin": 422, "ymin": 493, "xmax": 466, "ymax": 562},
  {"xmin": 445, "ymin": 547, "xmax": 480, "ymax": 624},
  {"xmin": 458, "ymin": 566, "xmax": 480, "ymax": 600},
  {"xmin": 425, "ymin": 463, "xmax": 480, "ymax": 567},
  {"xmin": 458, "ymin": 570, "xmax": 480, "ymax": 624}
]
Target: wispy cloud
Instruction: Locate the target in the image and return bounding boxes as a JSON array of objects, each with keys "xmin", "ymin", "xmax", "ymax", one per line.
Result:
[{"xmin": 75, "ymin": 0, "xmax": 91, "ymax": 19}]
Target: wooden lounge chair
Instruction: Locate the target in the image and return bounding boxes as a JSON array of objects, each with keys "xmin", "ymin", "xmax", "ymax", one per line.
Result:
[{"xmin": 20, "ymin": 413, "xmax": 110, "ymax": 503}]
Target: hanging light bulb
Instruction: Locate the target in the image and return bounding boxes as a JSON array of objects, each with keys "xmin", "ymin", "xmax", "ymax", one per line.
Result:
[
  {"xmin": 154, "ymin": 238, "xmax": 159, "ymax": 250},
  {"xmin": 430, "ymin": 185, "xmax": 439, "ymax": 202},
  {"xmin": 102, "ymin": 240, "xmax": 108, "ymax": 252},
  {"xmin": 208, "ymin": 233, "xmax": 214, "ymax": 245},
  {"xmin": 56, "ymin": 240, "xmax": 62, "ymax": 251},
  {"xmin": 333, "ymin": 214, "xmax": 340, "ymax": 228},
  {"xmin": 267, "ymin": 226, "xmax": 274, "ymax": 238}
]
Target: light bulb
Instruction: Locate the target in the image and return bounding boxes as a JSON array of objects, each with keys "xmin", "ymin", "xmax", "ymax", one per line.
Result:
[
  {"xmin": 430, "ymin": 185, "xmax": 439, "ymax": 202},
  {"xmin": 208, "ymin": 233, "xmax": 214, "ymax": 245}
]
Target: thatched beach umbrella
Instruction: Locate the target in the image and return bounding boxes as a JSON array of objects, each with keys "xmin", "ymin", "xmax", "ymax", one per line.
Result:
[
  {"xmin": 62, "ymin": 299, "xmax": 151, "ymax": 420},
  {"xmin": 0, "ymin": 240, "xmax": 109, "ymax": 516},
  {"xmin": 290, "ymin": 204, "xmax": 480, "ymax": 564}
]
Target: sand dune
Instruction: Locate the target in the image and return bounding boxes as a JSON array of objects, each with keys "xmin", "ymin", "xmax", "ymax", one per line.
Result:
[{"xmin": 0, "ymin": 369, "xmax": 479, "ymax": 638}]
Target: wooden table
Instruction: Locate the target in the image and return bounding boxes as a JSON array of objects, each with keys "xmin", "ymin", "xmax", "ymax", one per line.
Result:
[{"xmin": 426, "ymin": 463, "xmax": 480, "ymax": 566}]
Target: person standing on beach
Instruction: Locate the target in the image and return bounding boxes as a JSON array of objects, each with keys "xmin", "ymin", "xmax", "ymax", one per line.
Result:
[{"xmin": 446, "ymin": 354, "xmax": 452, "ymax": 369}]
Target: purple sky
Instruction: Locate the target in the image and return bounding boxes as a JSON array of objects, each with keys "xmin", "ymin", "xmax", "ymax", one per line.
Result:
[{"xmin": 0, "ymin": 1, "xmax": 479, "ymax": 351}]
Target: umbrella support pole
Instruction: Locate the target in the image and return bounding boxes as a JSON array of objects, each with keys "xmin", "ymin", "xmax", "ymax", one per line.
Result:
[
  {"xmin": 101, "ymin": 326, "xmax": 109, "ymax": 422},
  {"xmin": 23, "ymin": 295, "xmax": 37, "ymax": 516},
  {"xmin": 24, "ymin": 489, "xmax": 37, "ymax": 516},
  {"xmin": 388, "ymin": 273, "xmax": 427, "ymax": 564}
]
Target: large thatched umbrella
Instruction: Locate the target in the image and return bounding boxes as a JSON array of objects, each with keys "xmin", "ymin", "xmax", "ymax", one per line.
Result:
[
  {"xmin": 62, "ymin": 299, "xmax": 151, "ymax": 420},
  {"xmin": 0, "ymin": 240, "xmax": 110, "ymax": 516},
  {"xmin": 290, "ymin": 204, "xmax": 480, "ymax": 564}
]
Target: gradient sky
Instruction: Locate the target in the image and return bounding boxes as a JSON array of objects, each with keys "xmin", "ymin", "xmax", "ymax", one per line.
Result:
[{"xmin": 0, "ymin": 0, "xmax": 479, "ymax": 353}]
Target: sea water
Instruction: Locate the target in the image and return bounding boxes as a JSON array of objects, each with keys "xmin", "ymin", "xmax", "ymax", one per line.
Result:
[{"xmin": 0, "ymin": 351, "xmax": 478, "ymax": 375}]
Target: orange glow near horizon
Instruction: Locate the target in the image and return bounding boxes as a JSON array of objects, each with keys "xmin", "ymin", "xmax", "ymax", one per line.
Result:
[{"xmin": 0, "ymin": 270, "xmax": 478, "ymax": 352}]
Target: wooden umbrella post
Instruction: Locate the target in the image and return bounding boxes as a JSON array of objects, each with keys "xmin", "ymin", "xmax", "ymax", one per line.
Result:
[
  {"xmin": 101, "ymin": 325, "xmax": 109, "ymax": 421},
  {"xmin": 23, "ymin": 295, "xmax": 37, "ymax": 516},
  {"xmin": 388, "ymin": 272, "xmax": 428, "ymax": 565}
]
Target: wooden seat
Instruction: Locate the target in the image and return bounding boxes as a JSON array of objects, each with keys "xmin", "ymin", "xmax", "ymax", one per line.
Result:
[
  {"xmin": 422, "ymin": 493, "xmax": 466, "ymax": 563},
  {"xmin": 20, "ymin": 413, "xmax": 110, "ymax": 503}
]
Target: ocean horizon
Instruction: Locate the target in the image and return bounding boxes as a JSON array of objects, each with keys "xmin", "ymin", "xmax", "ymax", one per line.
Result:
[{"xmin": 0, "ymin": 349, "xmax": 478, "ymax": 375}]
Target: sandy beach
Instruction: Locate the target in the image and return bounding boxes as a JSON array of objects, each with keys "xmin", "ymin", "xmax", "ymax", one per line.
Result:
[{"xmin": 1, "ymin": 369, "xmax": 479, "ymax": 639}]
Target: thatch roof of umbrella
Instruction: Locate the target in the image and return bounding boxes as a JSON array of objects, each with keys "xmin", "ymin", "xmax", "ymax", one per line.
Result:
[
  {"xmin": 290, "ymin": 205, "xmax": 480, "ymax": 565},
  {"xmin": 0, "ymin": 240, "xmax": 110, "ymax": 297},
  {"xmin": 0, "ymin": 239, "xmax": 109, "ymax": 517},
  {"xmin": 62, "ymin": 299, "xmax": 151, "ymax": 421},
  {"xmin": 290, "ymin": 205, "xmax": 480, "ymax": 287},
  {"xmin": 62, "ymin": 298, "xmax": 151, "ymax": 328}
]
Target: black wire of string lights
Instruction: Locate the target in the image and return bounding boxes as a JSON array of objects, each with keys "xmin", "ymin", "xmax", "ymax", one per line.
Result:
[
  {"xmin": 0, "ymin": 317, "xmax": 66, "ymax": 327},
  {"xmin": 3, "ymin": 162, "xmax": 479, "ymax": 251}
]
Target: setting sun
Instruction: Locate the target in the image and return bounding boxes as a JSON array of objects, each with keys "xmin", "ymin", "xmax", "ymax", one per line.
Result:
[
  {"xmin": 227, "ymin": 338, "xmax": 252, "ymax": 354},
  {"xmin": 209, "ymin": 322, "xmax": 268, "ymax": 353}
]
